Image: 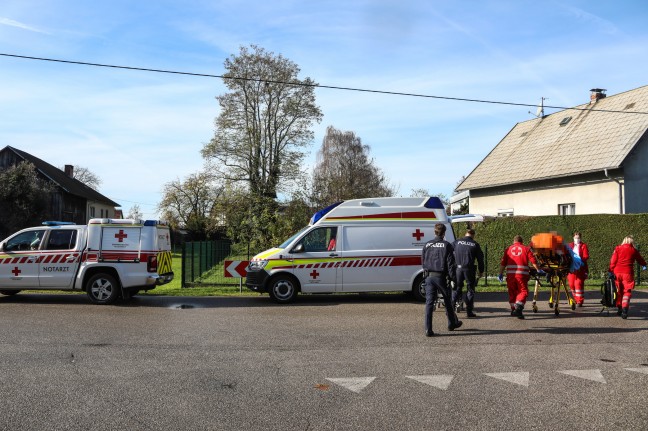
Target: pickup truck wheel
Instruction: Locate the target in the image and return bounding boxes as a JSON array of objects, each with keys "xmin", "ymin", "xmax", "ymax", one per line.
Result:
[
  {"xmin": 86, "ymin": 273, "xmax": 120, "ymax": 305},
  {"xmin": 412, "ymin": 274, "xmax": 426, "ymax": 302},
  {"xmin": 268, "ymin": 274, "xmax": 299, "ymax": 304},
  {"xmin": 0, "ymin": 290, "xmax": 21, "ymax": 296}
]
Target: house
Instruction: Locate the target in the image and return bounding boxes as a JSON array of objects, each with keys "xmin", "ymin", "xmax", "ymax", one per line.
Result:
[
  {"xmin": 454, "ymin": 86, "xmax": 648, "ymax": 216},
  {"xmin": 0, "ymin": 145, "xmax": 120, "ymax": 223}
]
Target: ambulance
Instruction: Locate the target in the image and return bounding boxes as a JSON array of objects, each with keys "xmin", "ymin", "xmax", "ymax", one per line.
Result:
[
  {"xmin": 246, "ymin": 197, "xmax": 455, "ymax": 303},
  {"xmin": 0, "ymin": 218, "xmax": 174, "ymax": 304}
]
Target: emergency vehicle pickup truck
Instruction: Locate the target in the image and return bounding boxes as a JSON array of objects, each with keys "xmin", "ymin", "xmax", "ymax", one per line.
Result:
[{"xmin": 0, "ymin": 218, "xmax": 174, "ymax": 304}]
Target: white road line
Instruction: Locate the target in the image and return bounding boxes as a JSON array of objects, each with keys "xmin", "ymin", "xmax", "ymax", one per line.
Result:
[
  {"xmin": 405, "ymin": 375, "xmax": 454, "ymax": 390},
  {"xmin": 484, "ymin": 372, "xmax": 530, "ymax": 387},
  {"xmin": 326, "ymin": 377, "xmax": 376, "ymax": 393},
  {"xmin": 625, "ymin": 368, "xmax": 648, "ymax": 374},
  {"xmin": 558, "ymin": 369, "xmax": 606, "ymax": 383}
]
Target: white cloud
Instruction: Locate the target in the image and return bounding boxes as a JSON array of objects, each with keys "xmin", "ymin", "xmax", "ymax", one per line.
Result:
[{"xmin": 0, "ymin": 17, "xmax": 49, "ymax": 34}]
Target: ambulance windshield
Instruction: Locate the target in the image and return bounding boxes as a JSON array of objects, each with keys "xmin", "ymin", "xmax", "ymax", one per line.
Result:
[{"xmin": 278, "ymin": 226, "xmax": 309, "ymax": 249}]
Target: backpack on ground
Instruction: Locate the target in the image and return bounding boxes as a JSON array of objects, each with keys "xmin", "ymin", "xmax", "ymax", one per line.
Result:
[{"xmin": 601, "ymin": 275, "xmax": 616, "ymax": 308}]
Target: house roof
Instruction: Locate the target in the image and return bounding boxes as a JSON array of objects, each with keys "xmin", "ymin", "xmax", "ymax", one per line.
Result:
[
  {"xmin": 457, "ymin": 85, "xmax": 648, "ymax": 191},
  {"xmin": 2, "ymin": 146, "xmax": 120, "ymax": 207}
]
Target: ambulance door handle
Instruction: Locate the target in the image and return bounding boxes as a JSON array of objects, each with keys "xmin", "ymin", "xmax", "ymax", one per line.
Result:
[
  {"xmin": 329, "ymin": 253, "xmax": 338, "ymax": 257},
  {"xmin": 65, "ymin": 256, "xmax": 76, "ymax": 262}
]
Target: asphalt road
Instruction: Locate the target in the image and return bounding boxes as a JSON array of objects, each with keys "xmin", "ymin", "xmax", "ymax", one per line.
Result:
[{"xmin": 1, "ymin": 289, "xmax": 647, "ymax": 431}]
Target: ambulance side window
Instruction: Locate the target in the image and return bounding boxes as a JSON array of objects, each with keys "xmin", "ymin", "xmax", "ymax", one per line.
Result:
[
  {"xmin": 45, "ymin": 230, "xmax": 78, "ymax": 250},
  {"xmin": 296, "ymin": 227, "xmax": 337, "ymax": 252},
  {"xmin": 5, "ymin": 230, "xmax": 46, "ymax": 251}
]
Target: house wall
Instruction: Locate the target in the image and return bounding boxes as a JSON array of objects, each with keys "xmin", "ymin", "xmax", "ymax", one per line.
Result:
[
  {"xmin": 470, "ymin": 180, "xmax": 622, "ymax": 216},
  {"xmin": 87, "ymin": 201, "xmax": 120, "ymax": 222},
  {"xmin": 623, "ymin": 132, "xmax": 648, "ymax": 214}
]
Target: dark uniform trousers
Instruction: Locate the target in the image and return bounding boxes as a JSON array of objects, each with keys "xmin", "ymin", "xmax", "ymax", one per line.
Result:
[
  {"xmin": 425, "ymin": 273, "xmax": 459, "ymax": 333},
  {"xmin": 452, "ymin": 266, "xmax": 477, "ymax": 312}
]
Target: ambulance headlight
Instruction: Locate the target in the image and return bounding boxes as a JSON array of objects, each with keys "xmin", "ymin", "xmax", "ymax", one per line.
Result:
[{"xmin": 248, "ymin": 260, "xmax": 268, "ymax": 271}]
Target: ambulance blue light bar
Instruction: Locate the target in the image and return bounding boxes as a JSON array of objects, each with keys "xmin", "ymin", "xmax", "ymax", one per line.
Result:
[
  {"xmin": 424, "ymin": 197, "xmax": 445, "ymax": 209},
  {"xmin": 310, "ymin": 201, "xmax": 343, "ymax": 224},
  {"xmin": 42, "ymin": 221, "xmax": 75, "ymax": 226}
]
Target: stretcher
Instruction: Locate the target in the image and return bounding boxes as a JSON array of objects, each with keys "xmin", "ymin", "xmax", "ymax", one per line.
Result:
[{"xmin": 529, "ymin": 233, "xmax": 575, "ymax": 315}]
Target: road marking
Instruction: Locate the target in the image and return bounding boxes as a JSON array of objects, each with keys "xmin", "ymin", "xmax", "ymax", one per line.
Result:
[
  {"xmin": 406, "ymin": 375, "xmax": 454, "ymax": 390},
  {"xmin": 484, "ymin": 372, "xmax": 529, "ymax": 387},
  {"xmin": 558, "ymin": 369, "xmax": 606, "ymax": 383},
  {"xmin": 326, "ymin": 377, "xmax": 376, "ymax": 393},
  {"xmin": 625, "ymin": 368, "xmax": 648, "ymax": 374}
]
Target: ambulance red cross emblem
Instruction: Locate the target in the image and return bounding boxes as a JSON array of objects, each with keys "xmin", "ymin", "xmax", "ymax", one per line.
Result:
[
  {"xmin": 412, "ymin": 229, "xmax": 424, "ymax": 241},
  {"xmin": 12, "ymin": 267, "xmax": 21, "ymax": 277},
  {"xmin": 511, "ymin": 246, "xmax": 522, "ymax": 257},
  {"xmin": 114, "ymin": 230, "xmax": 128, "ymax": 242},
  {"xmin": 310, "ymin": 270, "xmax": 319, "ymax": 279}
]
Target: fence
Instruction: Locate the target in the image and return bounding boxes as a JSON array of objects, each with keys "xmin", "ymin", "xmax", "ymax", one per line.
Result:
[{"xmin": 181, "ymin": 240, "xmax": 241, "ymax": 287}]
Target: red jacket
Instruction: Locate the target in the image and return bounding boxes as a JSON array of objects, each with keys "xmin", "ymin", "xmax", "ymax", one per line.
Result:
[
  {"xmin": 609, "ymin": 243, "xmax": 647, "ymax": 275},
  {"xmin": 569, "ymin": 241, "xmax": 589, "ymax": 275},
  {"xmin": 501, "ymin": 242, "xmax": 537, "ymax": 278}
]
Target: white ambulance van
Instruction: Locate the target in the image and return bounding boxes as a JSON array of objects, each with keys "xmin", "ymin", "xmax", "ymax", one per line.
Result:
[
  {"xmin": 0, "ymin": 218, "xmax": 174, "ymax": 304},
  {"xmin": 246, "ymin": 197, "xmax": 455, "ymax": 303}
]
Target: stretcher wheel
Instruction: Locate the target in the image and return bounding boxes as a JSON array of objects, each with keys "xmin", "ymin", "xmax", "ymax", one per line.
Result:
[
  {"xmin": 549, "ymin": 302, "xmax": 554, "ymax": 309},
  {"xmin": 532, "ymin": 304, "xmax": 538, "ymax": 313},
  {"xmin": 554, "ymin": 307, "xmax": 560, "ymax": 316},
  {"xmin": 571, "ymin": 303, "xmax": 576, "ymax": 311}
]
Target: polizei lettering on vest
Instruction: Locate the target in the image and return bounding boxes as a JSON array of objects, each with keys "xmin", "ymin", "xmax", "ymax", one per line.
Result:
[{"xmin": 426, "ymin": 242, "xmax": 446, "ymax": 248}]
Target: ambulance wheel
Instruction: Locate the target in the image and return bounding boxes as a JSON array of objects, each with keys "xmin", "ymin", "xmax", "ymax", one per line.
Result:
[
  {"xmin": 0, "ymin": 290, "xmax": 21, "ymax": 296},
  {"xmin": 268, "ymin": 274, "xmax": 299, "ymax": 304},
  {"xmin": 86, "ymin": 273, "xmax": 120, "ymax": 305},
  {"xmin": 411, "ymin": 274, "xmax": 426, "ymax": 302}
]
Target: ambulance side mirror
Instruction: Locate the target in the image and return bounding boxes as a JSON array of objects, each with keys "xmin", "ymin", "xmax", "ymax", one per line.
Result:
[{"xmin": 291, "ymin": 243, "xmax": 305, "ymax": 253}]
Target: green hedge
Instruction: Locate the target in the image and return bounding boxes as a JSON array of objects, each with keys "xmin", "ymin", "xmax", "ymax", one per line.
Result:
[{"xmin": 464, "ymin": 214, "xmax": 648, "ymax": 279}]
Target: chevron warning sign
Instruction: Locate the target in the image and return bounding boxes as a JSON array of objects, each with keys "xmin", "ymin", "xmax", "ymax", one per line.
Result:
[{"xmin": 224, "ymin": 260, "xmax": 248, "ymax": 278}]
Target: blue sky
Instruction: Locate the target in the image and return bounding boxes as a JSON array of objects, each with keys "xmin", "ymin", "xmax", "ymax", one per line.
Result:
[{"xmin": 1, "ymin": 1, "xmax": 648, "ymax": 218}]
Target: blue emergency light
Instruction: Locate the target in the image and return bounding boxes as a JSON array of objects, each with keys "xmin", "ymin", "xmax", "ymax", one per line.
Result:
[{"xmin": 42, "ymin": 221, "xmax": 76, "ymax": 226}]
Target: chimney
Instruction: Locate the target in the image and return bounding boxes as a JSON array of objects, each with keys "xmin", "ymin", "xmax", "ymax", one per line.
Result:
[
  {"xmin": 590, "ymin": 88, "xmax": 607, "ymax": 104},
  {"xmin": 64, "ymin": 164, "xmax": 74, "ymax": 178}
]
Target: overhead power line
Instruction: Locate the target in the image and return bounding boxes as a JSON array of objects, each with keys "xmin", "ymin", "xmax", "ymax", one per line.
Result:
[{"xmin": 1, "ymin": 52, "xmax": 647, "ymax": 115}]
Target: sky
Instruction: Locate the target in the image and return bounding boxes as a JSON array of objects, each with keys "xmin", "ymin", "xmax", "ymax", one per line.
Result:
[{"xmin": 1, "ymin": 0, "xmax": 648, "ymax": 219}]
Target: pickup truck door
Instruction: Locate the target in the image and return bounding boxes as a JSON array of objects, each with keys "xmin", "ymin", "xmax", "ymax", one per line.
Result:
[
  {"xmin": 0, "ymin": 229, "xmax": 45, "ymax": 288},
  {"xmin": 38, "ymin": 229, "xmax": 81, "ymax": 288}
]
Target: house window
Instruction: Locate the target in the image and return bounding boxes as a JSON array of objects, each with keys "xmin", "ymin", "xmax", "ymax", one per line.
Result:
[
  {"xmin": 558, "ymin": 203, "xmax": 575, "ymax": 215},
  {"xmin": 100, "ymin": 209, "xmax": 104, "ymax": 218},
  {"xmin": 89, "ymin": 206, "xmax": 95, "ymax": 218},
  {"xmin": 497, "ymin": 209, "xmax": 514, "ymax": 217}
]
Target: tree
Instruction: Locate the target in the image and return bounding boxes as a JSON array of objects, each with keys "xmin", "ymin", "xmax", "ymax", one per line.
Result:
[
  {"xmin": 201, "ymin": 45, "xmax": 322, "ymax": 200},
  {"xmin": 62, "ymin": 165, "xmax": 102, "ymax": 190},
  {"xmin": 126, "ymin": 204, "xmax": 143, "ymax": 220},
  {"xmin": 157, "ymin": 172, "xmax": 223, "ymax": 237},
  {"xmin": 312, "ymin": 126, "xmax": 395, "ymax": 208},
  {"xmin": 0, "ymin": 162, "xmax": 54, "ymax": 238}
]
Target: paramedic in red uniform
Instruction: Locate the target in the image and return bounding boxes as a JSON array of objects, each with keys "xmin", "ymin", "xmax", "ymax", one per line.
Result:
[
  {"xmin": 609, "ymin": 235, "xmax": 647, "ymax": 319},
  {"xmin": 567, "ymin": 231, "xmax": 589, "ymax": 306},
  {"xmin": 498, "ymin": 235, "xmax": 541, "ymax": 319}
]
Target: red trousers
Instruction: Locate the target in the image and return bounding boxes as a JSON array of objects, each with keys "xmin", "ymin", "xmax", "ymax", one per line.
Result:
[
  {"xmin": 567, "ymin": 273, "xmax": 585, "ymax": 305},
  {"xmin": 507, "ymin": 276, "xmax": 529, "ymax": 309},
  {"xmin": 614, "ymin": 273, "xmax": 635, "ymax": 308}
]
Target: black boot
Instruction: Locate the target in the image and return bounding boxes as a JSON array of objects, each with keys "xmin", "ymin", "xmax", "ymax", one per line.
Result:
[
  {"xmin": 622, "ymin": 307, "xmax": 629, "ymax": 319},
  {"xmin": 466, "ymin": 308, "xmax": 477, "ymax": 318},
  {"xmin": 513, "ymin": 304, "xmax": 525, "ymax": 320}
]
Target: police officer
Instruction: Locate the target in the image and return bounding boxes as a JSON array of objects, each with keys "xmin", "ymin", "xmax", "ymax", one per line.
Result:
[
  {"xmin": 422, "ymin": 223, "xmax": 462, "ymax": 337},
  {"xmin": 452, "ymin": 228, "xmax": 485, "ymax": 318}
]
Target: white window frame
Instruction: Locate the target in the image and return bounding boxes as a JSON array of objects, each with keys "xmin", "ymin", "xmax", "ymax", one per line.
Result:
[{"xmin": 558, "ymin": 203, "xmax": 575, "ymax": 215}]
